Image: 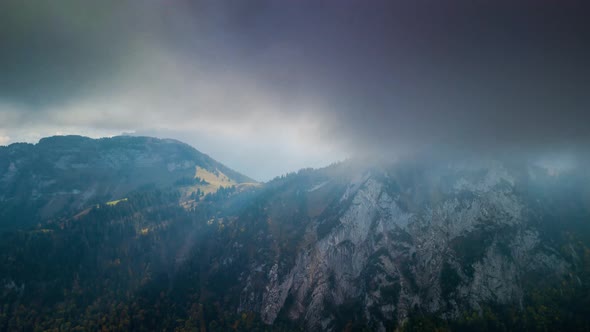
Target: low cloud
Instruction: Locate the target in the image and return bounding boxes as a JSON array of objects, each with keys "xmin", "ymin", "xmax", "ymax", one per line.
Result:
[{"xmin": 1, "ymin": 1, "xmax": 588, "ymax": 178}]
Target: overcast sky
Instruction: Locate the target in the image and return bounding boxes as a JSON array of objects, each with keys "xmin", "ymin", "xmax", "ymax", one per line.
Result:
[{"xmin": 1, "ymin": 1, "xmax": 588, "ymax": 180}]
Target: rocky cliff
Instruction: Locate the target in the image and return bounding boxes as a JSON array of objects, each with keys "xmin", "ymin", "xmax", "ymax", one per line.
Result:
[{"xmin": 235, "ymin": 159, "xmax": 584, "ymax": 330}]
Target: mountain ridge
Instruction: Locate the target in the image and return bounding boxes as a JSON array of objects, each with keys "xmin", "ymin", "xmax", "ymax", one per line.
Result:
[
  {"xmin": 0, "ymin": 135, "xmax": 254, "ymax": 229},
  {"xmin": 1, "ymin": 136, "xmax": 589, "ymax": 331}
]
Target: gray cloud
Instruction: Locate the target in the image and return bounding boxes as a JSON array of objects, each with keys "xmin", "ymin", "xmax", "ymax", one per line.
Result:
[{"xmin": 1, "ymin": 0, "xmax": 589, "ymax": 179}]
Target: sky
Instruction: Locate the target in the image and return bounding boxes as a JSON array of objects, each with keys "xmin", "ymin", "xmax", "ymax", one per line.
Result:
[{"xmin": 0, "ymin": 1, "xmax": 589, "ymax": 181}]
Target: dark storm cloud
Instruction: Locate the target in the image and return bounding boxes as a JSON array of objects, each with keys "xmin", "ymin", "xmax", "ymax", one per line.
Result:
[
  {"xmin": 0, "ymin": 1, "xmax": 131, "ymax": 106},
  {"xmin": 232, "ymin": 0, "xmax": 590, "ymax": 153},
  {"xmin": 1, "ymin": 0, "xmax": 589, "ymax": 176}
]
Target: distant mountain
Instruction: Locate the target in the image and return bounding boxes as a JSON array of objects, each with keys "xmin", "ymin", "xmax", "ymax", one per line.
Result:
[
  {"xmin": 0, "ymin": 135, "xmax": 254, "ymax": 229},
  {"xmin": 1, "ymin": 141, "xmax": 589, "ymax": 331}
]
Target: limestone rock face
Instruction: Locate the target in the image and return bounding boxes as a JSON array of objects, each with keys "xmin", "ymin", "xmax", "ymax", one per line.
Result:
[{"xmin": 238, "ymin": 160, "xmax": 575, "ymax": 330}]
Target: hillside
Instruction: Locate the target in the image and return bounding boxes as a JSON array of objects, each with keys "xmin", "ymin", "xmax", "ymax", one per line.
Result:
[
  {"xmin": 1, "ymin": 150, "xmax": 590, "ymax": 330},
  {"xmin": 0, "ymin": 135, "xmax": 254, "ymax": 230}
]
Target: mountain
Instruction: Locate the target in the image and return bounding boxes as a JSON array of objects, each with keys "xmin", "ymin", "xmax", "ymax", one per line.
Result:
[
  {"xmin": 1, "ymin": 138, "xmax": 589, "ymax": 331},
  {"xmin": 236, "ymin": 159, "xmax": 590, "ymax": 330},
  {"xmin": 0, "ymin": 135, "xmax": 254, "ymax": 230}
]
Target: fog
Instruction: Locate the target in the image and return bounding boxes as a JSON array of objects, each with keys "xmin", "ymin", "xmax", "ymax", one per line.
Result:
[{"xmin": 1, "ymin": 0, "xmax": 588, "ymax": 180}]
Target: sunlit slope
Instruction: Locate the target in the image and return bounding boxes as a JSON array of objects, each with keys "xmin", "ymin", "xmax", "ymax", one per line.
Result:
[{"xmin": 195, "ymin": 166, "xmax": 259, "ymax": 193}]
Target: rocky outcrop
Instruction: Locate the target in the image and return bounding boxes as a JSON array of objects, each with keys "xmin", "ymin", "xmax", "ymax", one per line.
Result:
[{"xmin": 241, "ymin": 161, "xmax": 572, "ymax": 330}]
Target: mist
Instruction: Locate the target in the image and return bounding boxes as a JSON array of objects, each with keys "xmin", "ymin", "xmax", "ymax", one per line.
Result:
[{"xmin": 1, "ymin": 0, "xmax": 588, "ymax": 180}]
